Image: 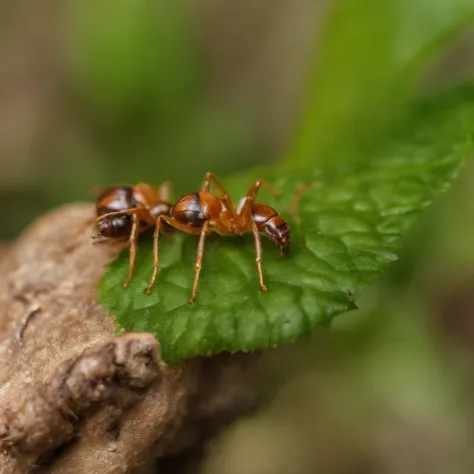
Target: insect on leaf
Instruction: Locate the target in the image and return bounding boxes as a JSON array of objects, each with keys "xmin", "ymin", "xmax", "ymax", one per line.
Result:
[{"xmin": 98, "ymin": 84, "xmax": 474, "ymax": 365}]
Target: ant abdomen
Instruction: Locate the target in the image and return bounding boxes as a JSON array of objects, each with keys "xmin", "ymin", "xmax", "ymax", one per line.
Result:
[
  {"xmin": 96, "ymin": 186, "xmax": 136, "ymax": 216},
  {"xmin": 172, "ymin": 192, "xmax": 222, "ymax": 227},
  {"xmin": 252, "ymin": 203, "xmax": 290, "ymax": 256}
]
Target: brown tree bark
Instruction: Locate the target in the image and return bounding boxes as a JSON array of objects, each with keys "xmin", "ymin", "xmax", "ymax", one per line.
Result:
[{"xmin": 0, "ymin": 204, "xmax": 260, "ymax": 474}]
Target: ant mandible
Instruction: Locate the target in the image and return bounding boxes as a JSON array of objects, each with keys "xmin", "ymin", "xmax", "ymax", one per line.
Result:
[
  {"xmin": 146, "ymin": 172, "xmax": 290, "ymax": 303},
  {"xmin": 92, "ymin": 181, "xmax": 172, "ymax": 288}
]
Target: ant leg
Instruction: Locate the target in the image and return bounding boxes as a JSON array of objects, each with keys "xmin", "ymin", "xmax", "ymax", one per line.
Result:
[
  {"xmin": 92, "ymin": 237, "xmax": 110, "ymax": 246},
  {"xmin": 145, "ymin": 216, "xmax": 203, "ymax": 295},
  {"xmin": 285, "ymin": 182, "xmax": 310, "ymax": 222},
  {"xmin": 261, "ymin": 180, "xmax": 281, "ymax": 196},
  {"xmin": 146, "ymin": 216, "xmax": 163, "ymax": 294},
  {"xmin": 237, "ymin": 179, "xmax": 280, "ymax": 218},
  {"xmin": 201, "ymin": 172, "xmax": 236, "ymax": 214},
  {"xmin": 245, "ymin": 179, "xmax": 281, "ymax": 201},
  {"xmin": 84, "ymin": 217, "xmax": 104, "ymax": 241},
  {"xmin": 201, "ymin": 172, "xmax": 228, "ymax": 194},
  {"xmin": 190, "ymin": 220, "xmax": 210, "ymax": 304},
  {"xmin": 157, "ymin": 180, "xmax": 173, "ymax": 202},
  {"xmin": 123, "ymin": 214, "xmax": 140, "ymax": 288},
  {"xmin": 252, "ymin": 222, "xmax": 268, "ymax": 293},
  {"xmin": 160, "ymin": 216, "xmax": 204, "ymax": 234},
  {"xmin": 93, "ymin": 208, "xmax": 155, "ymax": 226},
  {"xmin": 91, "ymin": 231, "xmax": 103, "ymax": 243},
  {"xmin": 86, "ymin": 216, "xmax": 98, "ymax": 226}
]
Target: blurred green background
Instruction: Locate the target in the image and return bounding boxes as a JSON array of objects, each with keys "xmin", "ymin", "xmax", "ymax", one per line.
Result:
[
  {"xmin": 2, "ymin": 1, "xmax": 474, "ymax": 473},
  {"xmin": 0, "ymin": 0, "xmax": 318, "ymax": 238}
]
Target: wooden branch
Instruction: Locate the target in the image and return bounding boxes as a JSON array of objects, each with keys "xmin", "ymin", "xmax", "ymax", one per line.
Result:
[{"xmin": 0, "ymin": 204, "xmax": 259, "ymax": 473}]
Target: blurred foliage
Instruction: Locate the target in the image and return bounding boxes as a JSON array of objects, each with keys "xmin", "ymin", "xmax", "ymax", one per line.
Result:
[
  {"xmin": 72, "ymin": 0, "xmax": 201, "ymax": 128},
  {"xmin": 290, "ymin": 0, "xmax": 474, "ymax": 171},
  {"xmin": 67, "ymin": 0, "xmax": 260, "ymax": 195}
]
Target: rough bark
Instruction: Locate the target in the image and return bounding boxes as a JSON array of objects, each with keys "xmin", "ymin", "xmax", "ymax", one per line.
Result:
[{"xmin": 0, "ymin": 204, "xmax": 260, "ymax": 474}]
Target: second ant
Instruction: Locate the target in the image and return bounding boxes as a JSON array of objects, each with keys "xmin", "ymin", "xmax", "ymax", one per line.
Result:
[{"xmin": 93, "ymin": 181, "xmax": 172, "ymax": 287}]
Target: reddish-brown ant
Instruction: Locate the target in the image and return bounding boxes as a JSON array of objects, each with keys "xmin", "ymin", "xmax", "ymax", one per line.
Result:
[
  {"xmin": 93, "ymin": 181, "xmax": 172, "ymax": 287},
  {"xmin": 147, "ymin": 172, "xmax": 290, "ymax": 303}
]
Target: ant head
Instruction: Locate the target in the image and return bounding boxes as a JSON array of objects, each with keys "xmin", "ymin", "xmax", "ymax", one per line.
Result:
[
  {"xmin": 278, "ymin": 235, "xmax": 290, "ymax": 258},
  {"xmin": 98, "ymin": 215, "xmax": 132, "ymax": 238},
  {"xmin": 262, "ymin": 214, "xmax": 290, "ymax": 258}
]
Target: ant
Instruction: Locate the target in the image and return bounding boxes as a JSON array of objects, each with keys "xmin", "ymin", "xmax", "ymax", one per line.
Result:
[
  {"xmin": 93, "ymin": 181, "xmax": 172, "ymax": 287},
  {"xmin": 147, "ymin": 172, "xmax": 290, "ymax": 303}
]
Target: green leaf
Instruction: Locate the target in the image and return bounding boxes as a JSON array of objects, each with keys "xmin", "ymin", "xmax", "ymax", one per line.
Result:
[
  {"xmin": 291, "ymin": 0, "xmax": 474, "ymax": 168},
  {"xmin": 98, "ymin": 84, "xmax": 474, "ymax": 365}
]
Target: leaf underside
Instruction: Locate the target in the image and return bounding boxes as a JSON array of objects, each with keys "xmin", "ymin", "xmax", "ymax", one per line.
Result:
[{"xmin": 98, "ymin": 85, "xmax": 474, "ymax": 365}]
